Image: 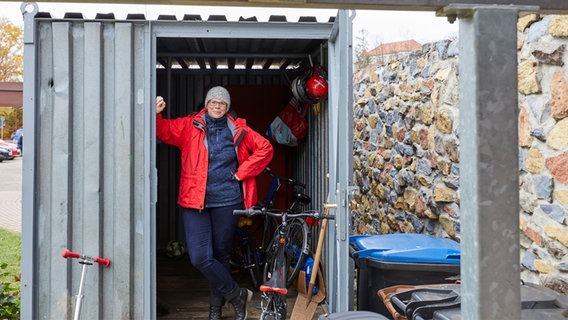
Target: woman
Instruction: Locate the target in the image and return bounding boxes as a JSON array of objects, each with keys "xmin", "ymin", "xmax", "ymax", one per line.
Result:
[{"xmin": 156, "ymin": 86, "xmax": 274, "ymax": 320}]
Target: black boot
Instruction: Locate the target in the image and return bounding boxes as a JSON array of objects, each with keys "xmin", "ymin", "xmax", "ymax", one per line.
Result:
[
  {"xmin": 230, "ymin": 288, "xmax": 252, "ymax": 320},
  {"xmin": 209, "ymin": 305, "xmax": 222, "ymax": 320}
]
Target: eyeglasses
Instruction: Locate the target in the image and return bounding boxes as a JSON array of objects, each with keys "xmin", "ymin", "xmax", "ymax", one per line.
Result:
[{"xmin": 208, "ymin": 100, "xmax": 227, "ymax": 108}]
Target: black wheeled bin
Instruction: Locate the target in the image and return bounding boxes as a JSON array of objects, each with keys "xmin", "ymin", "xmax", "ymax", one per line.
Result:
[
  {"xmin": 318, "ymin": 311, "xmax": 389, "ymax": 319},
  {"xmin": 387, "ymin": 282, "xmax": 568, "ymax": 320},
  {"xmin": 349, "ymin": 234, "xmax": 461, "ymax": 318}
]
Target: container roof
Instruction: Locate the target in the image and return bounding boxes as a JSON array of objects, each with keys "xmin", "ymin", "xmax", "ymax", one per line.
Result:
[
  {"xmin": 153, "ymin": 13, "xmax": 333, "ymax": 71},
  {"xmin": 155, "ymin": 35, "xmax": 328, "ymax": 71},
  {"xmin": 34, "ymin": 11, "xmax": 334, "ymax": 72}
]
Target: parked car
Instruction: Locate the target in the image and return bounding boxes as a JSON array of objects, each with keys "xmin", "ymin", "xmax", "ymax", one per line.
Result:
[
  {"xmin": 0, "ymin": 145, "xmax": 11, "ymax": 161},
  {"xmin": 0, "ymin": 140, "xmax": 19, "ymax": 159}
]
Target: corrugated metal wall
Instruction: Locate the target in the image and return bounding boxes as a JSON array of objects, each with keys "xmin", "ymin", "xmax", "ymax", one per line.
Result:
[
  {"xmin": 295, "ymin": 47, "xmax": 330, "ymax": 247},
  {"xmin": 33, "ymin": 19, "xmax": 149, "ymax": 319},
  {"xmin": 293, "ymin": 100, "xmax": 330, "ymax": 255}
]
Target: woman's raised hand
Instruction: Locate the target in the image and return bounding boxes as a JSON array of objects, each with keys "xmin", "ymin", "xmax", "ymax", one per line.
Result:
[{"xmin": 156, "ymin": 96, "xmax": 166, "ymax": 114}]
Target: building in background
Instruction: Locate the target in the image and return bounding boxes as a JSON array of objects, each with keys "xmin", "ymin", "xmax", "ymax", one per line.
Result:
[
  {"xmin": 0, "ymin": 82, "xmax": 23, "ymax": 140},
  {"xmin": 366, "ymin": 40, "xmax": 422, "ymax": 64}
]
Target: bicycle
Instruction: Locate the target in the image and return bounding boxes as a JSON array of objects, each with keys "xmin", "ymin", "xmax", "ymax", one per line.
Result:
[
  {"xmin": 233, "ymin": 207, "xmax": 334, "ymax": 320},
  {"xmin": 230, "ymin": 168, "xmax": 311, "ymax": 291},
  {"xmin": 258, "ymin": 169, "xmax": 314, "ymax": 290}
]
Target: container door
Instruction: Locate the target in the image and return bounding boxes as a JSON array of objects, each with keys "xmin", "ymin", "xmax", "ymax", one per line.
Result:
[
  {"xmin": 21, "ymin": 7, "xmax": 154, "ymax": 319},
  {"xmin": 326, "ymin": 9, "xmax": 354, "ymax": 313}
]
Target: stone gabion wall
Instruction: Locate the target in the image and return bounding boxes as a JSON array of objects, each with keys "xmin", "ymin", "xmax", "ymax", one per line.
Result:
[
  {"xmin": 351, "ymin": 14, "xmax": 568, "ymax": 294},
  {"xmin": 352, "ymin": 39, "xmax": 461, "ymax": 239},
  {"xmin": 518, "ymin": 14, "xmax": 568, "ymax": 294}
]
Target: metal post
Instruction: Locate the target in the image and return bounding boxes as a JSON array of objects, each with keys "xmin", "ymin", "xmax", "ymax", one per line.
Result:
[
  {"xmin": 326, "ymin": 9, "xmax": 354, "ymax": 313},
  {"xmin": 20, "ymin": 2, "xmax": 38, "ymax": 319},
  {"xmin": 439, "ymin": 4, "xmax": 538, "ymax": 319}
]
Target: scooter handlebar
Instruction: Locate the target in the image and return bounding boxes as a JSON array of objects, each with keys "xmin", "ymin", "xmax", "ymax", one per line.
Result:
[
  {"xmin": 62, "ymin": 249, "xmax": 111, "ymax": 267},
  {"xmin": 62, "ymin": 249, "xmax": 81, "ymax": 259},
  {"xmin": 94, "ymin": 257, "xmax": 111, "ymax": 267}
]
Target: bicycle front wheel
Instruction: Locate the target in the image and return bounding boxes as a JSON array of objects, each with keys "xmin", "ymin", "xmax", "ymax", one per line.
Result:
[
  {"xmin": 260, "ymin": 292, "xmax": 287, "ymax": 320},
  {"xmin": 263, "ymin": 218, "xmax": 309, "ymax": 288}
]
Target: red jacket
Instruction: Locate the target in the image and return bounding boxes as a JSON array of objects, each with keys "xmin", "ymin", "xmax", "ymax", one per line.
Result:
[{"xmin": 156, "ymin": 108, "xmax": 274, "ymax": 210}]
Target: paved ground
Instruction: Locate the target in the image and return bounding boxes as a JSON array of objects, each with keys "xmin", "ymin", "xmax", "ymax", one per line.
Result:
[{"xmin": 0, "ymin": 156, "xmax": 22, "ymax": 233}]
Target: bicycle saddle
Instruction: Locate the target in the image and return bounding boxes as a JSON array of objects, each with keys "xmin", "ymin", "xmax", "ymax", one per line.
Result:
[{"xmin": 293, "ymin": 192, "xmax": 311, "ymax": 205}]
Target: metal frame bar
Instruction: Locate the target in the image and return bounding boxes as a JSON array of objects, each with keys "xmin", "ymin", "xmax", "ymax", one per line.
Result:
[
  {"xmin": 151, "ymin": 20, "xmax": 334, "ymax": 39},
  {"xmin": 21, "ymin": 3, "xmax": 39, "ymax": 319},
  {"xmin": 26, "ymin": 0, "xmax": 568, "ymax": 13},
  {"xmin": 145, "ymin": 20, "xmax": 157, "ymax": 320},
  {"xmin": 157, "ymin": 52, "xmax": 310, "ymax": 59},
  {"xmin": 326, "ymin": 9, "xmax": 354, "ymax": 313},
  {"xmin": 455, "ymin": 5, "xmax": 522, "ymax": 319}
]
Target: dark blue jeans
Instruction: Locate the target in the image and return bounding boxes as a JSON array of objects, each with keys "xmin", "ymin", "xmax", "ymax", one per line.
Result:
[{"xmin": 182, "ymin": 203, "xmax": 242, "ymax": 306}]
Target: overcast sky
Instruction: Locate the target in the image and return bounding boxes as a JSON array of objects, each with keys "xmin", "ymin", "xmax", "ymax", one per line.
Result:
[{"xmin": 3, "ymin": 2, "xmax": 458, "ymax": 48}]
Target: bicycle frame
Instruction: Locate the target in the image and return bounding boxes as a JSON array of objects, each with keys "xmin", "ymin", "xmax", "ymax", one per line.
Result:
[
  {"xmin": 233, "ymin": 207, "xmax": 334, "ymax": 320},
  {"xmin": 262, "ymin": 167, "xmax": 310, "ymax": 213},
  {"xmin": 259, "ymin": 218, "xmax": 293, "ymax": 320}
]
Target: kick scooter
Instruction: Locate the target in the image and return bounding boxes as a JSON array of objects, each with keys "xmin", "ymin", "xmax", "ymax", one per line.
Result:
[{"xmin": 62, "ymin": 249, "xmax": 111, "ymax": 320}]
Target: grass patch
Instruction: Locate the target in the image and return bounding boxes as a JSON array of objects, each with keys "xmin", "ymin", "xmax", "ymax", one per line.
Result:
[
  {"xmin": 0, "ymin": 228, "xmax": 21, "ymax": 319},
  {"xmin": 0, "ymin": 228, "xmax": 21, "ymax": 285}
]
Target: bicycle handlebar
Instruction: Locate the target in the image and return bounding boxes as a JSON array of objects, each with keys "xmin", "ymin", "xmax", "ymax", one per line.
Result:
[
  {"xmin": 234, "ymin": 207, "xmax": 335, "ymax": 220},
  {"xmin": 62, "ymin": 249, "xmax": 111, "ymax": 267}
]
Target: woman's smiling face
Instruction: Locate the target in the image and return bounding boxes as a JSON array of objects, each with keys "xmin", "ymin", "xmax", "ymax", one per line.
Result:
[{"xmin": 206, "ymin": 99, "xmax": 229, "ymax": 118}]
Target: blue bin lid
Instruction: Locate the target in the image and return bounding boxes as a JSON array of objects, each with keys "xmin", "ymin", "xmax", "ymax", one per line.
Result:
[{"xmin": 350, "ymin": 234, "xmax": 460, "ymax": 264}]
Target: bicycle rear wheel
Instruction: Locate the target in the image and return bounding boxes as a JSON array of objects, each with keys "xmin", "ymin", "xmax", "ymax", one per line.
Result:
[
  {"xmin": 230, "ymin": 221, "xmax": 264, "ymax": 291},
  {"xmin": 263, "ymin": 218, "xmax": 309, "ymax": 288},
  {"xmin": 245, "ymin": 240, "xmax": 263, "ymax": 291}
]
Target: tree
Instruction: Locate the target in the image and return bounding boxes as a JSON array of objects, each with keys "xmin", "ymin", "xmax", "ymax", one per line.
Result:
[
  {"xmin": 0, "ymin": 17, "xmax": 23, "ymax": 82},
  {"xmin": 2, "ymin": 107, "xmax": 22, "ymax": 140},
  {"xmin": 0, "ymin": 17, "xmax": 24, "ymax": 139},
  {"xmin": 354, "ymin": 28, "xmax": 371, "ymax": 69}
]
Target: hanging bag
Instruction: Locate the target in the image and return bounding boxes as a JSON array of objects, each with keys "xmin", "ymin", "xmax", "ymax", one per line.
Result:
[{"xmin": 266, "ymin": 98, "xmax": 308, "ymax": 147}]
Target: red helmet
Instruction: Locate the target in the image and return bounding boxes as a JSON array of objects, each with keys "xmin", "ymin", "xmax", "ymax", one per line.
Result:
[
  {"xmin": 291, "ymin": 74, "xmax": 317, "ymax": 105},
  {"xmin": 291, "ymin": 74, "xmax": 329, "ymax": 105},
  {"xmin": 291, "ymin": 64, "xmax": 329, "ymax": 105},
  {"xmin": 306, "ymin": 74, "xmax": 328, "ymax": 99}
]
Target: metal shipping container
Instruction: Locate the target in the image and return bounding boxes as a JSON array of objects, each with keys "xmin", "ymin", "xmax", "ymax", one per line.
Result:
[{"xmin": 21, "ymin": 3, "xmax": 354, "ymax": 319}]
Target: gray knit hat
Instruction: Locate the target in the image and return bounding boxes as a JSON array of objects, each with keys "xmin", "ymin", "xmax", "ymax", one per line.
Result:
[{"xmin": 205, "ymin": 86, "xmax": 231, "ymax": 109}]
